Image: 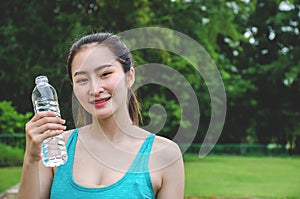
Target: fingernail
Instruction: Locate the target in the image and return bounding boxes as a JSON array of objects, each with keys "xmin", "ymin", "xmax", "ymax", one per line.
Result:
[{"xmin": 58, "ymin": 130, "xmax": 64, "ymax": 134}]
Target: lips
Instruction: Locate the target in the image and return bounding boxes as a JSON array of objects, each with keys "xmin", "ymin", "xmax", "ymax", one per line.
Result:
[{"xmin": 90, "ymin": 97, "xmax": 111, "ymax": 107}]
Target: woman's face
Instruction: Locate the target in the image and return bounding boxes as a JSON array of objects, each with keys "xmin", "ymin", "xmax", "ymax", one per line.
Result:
[{"xmin": 71, "ymin": 44, "xmax": 134, "ymax": 120}]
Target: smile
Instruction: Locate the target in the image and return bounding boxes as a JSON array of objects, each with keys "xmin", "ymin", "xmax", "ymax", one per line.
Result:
[{"xmin": 90, "ymin": 97, "xmax": 111, "ymax": 107}]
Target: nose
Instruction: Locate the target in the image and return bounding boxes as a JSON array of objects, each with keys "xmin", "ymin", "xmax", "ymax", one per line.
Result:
[{"xmin": 89, "ymin": 78, "xmax": 104, "ymax": 96}]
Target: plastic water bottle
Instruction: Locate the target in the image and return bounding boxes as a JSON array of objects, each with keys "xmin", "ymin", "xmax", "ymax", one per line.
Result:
[{"xmin": 31, "ymin": 76, "xmax": 68, "ymax": 167}]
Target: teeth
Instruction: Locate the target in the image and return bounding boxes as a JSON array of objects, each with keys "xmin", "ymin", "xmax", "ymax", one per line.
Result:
[
  {"xmin": 94, "ymin": 97, "xmax": 109, "ymax": 104},
  {"xmin": 95, "ymin": 100, "xmax": 104, "ymax": 104}
]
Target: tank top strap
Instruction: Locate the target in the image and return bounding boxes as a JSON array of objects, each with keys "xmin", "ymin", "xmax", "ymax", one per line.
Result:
[
  {"xmin": 65, "ymin": 128, "xmax": 78, "ymax": 151},
  {"xmin": 129, "ymin": 133, "xmax": 155, "ymax": 173},
  {"xmin": 63, "ymin": 128, "xmax": 78, "ymax": 170},
  {"xmin": 139, "ymin": 133, "xmax": 155, "ymax": 153}
]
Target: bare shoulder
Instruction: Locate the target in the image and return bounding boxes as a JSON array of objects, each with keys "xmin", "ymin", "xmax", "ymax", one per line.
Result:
[
  {"xmin": 153, "ymin": 135, "xmax": 181, "ymax": 153},
  {"xmin": 150, "ymin": 134, "xmax": 183, "ymax": 171},
  {"xmin": 129, "ymin": 126, "xmax": 183, "ymax": 170},
  {"xmin": 133, "ymin": 126, "xmax": 182, "ymax": 157},
  {"xmin": 151, "ymin": 135, "xmax": 185, "ymax": 198}
]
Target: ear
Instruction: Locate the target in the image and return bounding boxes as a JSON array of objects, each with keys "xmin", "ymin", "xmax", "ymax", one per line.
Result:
[{"xmin": 126, "ymin": 67, "xmax": 135, "ymax": 88}]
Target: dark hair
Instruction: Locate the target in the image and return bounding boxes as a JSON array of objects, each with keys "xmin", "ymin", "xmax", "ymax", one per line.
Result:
[{"xmin": 67, "ymin": 33, "xmax": 142, "ymax": 126}]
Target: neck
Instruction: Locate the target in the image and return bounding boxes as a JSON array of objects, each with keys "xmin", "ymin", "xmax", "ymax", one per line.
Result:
[{"xmin": 90, "ymin": 110, "xmax": 133, "ymax": 142}]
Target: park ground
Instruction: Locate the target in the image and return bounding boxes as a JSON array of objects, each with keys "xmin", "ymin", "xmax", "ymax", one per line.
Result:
[{"xmin": 1, "ymin": 154, "xmax": 300, "ymax": 199}]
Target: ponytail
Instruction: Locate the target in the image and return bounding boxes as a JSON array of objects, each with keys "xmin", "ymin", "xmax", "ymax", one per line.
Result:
[{"xmin": 128, "ymin": 89, "xmax": 142, "ymax": 126}]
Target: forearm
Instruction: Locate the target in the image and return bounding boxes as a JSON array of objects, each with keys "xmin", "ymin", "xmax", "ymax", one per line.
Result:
[
  {"xmin": 18, "ymin": 111, "xmax": 63, "ymax": 199},
  {"xmin": 17, "ymin": 155, "xmax": 40, "ymax": 199}
]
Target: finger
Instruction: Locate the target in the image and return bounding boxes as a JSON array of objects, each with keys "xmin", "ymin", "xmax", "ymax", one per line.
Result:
[
  {"xmin": 41, "ymin": 130, "xmax": 65, "ymax": 141},
  {"xmin": 26, "ymin": 118, "xmax": 66, "ymax": 139},
  {"xmin": 31, "ymin": 130, "xmax": 64, "ymax": 145},
  {"xmin": 35, "ymin": 123, "xmax": 67, "ymax": 134},
  {"xmin": 27, "ymin": 123, "xmax": 66, "ymax": 139},
  {"xmin": 33, "ymin": 116, "xmax": 66, "ymax": 128},
  {"xmin": 31, "ymin": 111, "xmax": 59, "ymax": 122}
]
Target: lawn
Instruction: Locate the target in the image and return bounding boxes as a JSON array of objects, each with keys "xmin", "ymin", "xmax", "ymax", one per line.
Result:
[
  {"xmin": 0, "ymin": 167, "xmax": 22, "ymax": 193},
  {"xmin": 184, "ymin": 154, "xmax": 300, "ymax": 198},
  {"xmin": 1, "ymin": 155, "xmax": 300, "ymax": 198}
]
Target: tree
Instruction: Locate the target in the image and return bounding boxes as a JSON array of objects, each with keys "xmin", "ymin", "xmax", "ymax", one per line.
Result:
[
  {"xmin": 221, "ymin": 0, "xmax": 300, "ymax": 149},
  {"xmin": 1, "ymin": 0, "xmax": 299, "ymax": 151}
]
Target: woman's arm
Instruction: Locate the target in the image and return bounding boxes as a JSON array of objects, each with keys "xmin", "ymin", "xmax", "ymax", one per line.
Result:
[
  {"xmin": 18, "ymin": 157, "xmax": 54, "ymax": 199},
  {"xmin": 17, "ymin": 156, "xmax": 41, "ymax": 199},
  {"xmin": 151, "ymin": 137, "xmax": 185, "ymax": 199},
  {"xmin": 17, "ymin": 111, "xmax": 66, "ymax": 199},
  {"xmin": 156, "ymin": 151, "xmax": 185, "ymax": 199}
]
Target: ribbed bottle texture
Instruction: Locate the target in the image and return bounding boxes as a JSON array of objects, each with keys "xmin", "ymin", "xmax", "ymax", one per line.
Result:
[{"xmin": 32, "ymin": 76, "xmax": 68, "ymax": 167}]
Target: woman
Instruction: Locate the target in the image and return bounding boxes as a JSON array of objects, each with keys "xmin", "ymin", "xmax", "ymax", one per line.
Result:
[{"xmin": 18, "ymin": 33, "xmax": 185, "ymax": 199}]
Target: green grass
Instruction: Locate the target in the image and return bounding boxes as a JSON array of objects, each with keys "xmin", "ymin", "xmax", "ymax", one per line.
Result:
[
  {"xmin": 0, "ymin": 167, "xmax": 22, "ymax": 193},
  {"xmin": 1, "ymin": 155, "xmax": 300, "ymax": 198},
  {"xmin": 184, "ymin": 154, "xmax": 300, "ymax": 199}
]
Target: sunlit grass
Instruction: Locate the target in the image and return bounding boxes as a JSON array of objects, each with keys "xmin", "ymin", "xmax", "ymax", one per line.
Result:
[
  {"xmin": 0, "ymin": 167, "xmax": 22, "ymax": 193},
  {"xmin": 1, "ymin": 155, "xmax": 300, "ymax": 199},
  {"xmin": 184, "ymin": 154, "xmax": 300, "ymax": 198}
]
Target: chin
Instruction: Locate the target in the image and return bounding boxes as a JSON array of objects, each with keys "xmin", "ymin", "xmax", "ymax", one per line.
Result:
[{"xmin": 94, "ymin": 111, "xmax": 114, "ymax": 121}]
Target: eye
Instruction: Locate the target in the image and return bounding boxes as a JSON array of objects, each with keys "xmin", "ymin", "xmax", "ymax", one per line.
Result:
[
  {"xmin": 101, "ymin": 72, "xmax": 112, "ymax": 78},
  {"xmin": 75, "ymin": 78, "xmax": 88, "ymax": 84}
]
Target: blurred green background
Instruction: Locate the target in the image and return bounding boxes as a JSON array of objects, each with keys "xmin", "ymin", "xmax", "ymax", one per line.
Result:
[{"xmin": 0, "ymin": 0, "xmax": 300, "ymax": 198}]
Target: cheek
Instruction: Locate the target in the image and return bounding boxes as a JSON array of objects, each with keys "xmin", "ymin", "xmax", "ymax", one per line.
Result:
[
  {"xmin": 73, "ymin": 85, "xmax": 86, "ymax": 102},
  {"xmin": 109, "ymin": 76, "xmax": 128, "ymax": 95}
]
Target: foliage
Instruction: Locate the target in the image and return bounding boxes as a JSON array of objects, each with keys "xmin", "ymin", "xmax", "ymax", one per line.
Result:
[
  {"xmin": 186, "ymin": 143, "xmax": 288, "ymax": 156},
  {"xmin": 0, "ymin": 101, "xmax": 32, "ymax": 134},
  {"xmin": 215, "ymin": 0, "xmax": 300, "ymax": 148},
  {"xmin": 0, "ymin": 0, "xmax": 299, "ymax": 151},
  {"xmin": 0, "ymin": 143, "xmax": 24, "ymax": 166}
]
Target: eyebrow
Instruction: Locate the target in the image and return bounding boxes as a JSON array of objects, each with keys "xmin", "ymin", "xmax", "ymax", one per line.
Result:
[{"xmin": 74, "ymin": 64, "xmax": 113, "ymax": 77}]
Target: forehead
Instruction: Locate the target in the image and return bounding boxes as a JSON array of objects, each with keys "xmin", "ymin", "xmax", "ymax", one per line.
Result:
[{"xmin": 72, "ymin": 44, "xmax": 116, "ymax": 72}]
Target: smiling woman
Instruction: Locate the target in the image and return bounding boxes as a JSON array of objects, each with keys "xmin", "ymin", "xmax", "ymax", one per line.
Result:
[
  {"xmin": 69, "ymin": 37, "xmax": 140, "ymax": 127},
  {"xmin": 17, "ymin": 33, "xmax": 185, "ymax": 199},
  {"xmin": 71, "ymin": 45, "xmax": 132, "ymax": 122}
]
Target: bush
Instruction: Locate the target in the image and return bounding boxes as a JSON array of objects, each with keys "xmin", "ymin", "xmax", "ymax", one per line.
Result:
[
  {"xmin": 0, "ymin": 100, "xmax": 32, "ymax": 135},
  {"xmin": 0, "ymin": 143, "xmax": 24, "ymax": 166}
]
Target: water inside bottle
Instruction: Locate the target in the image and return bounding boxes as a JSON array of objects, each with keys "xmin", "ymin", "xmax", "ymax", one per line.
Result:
[
  {"xmin": 34, "ymin": 100, "xmax": 67, "ymax": 167},
  {"xmin": 34, "ymin": 100, "xmax": 61, "ymax": 117},
  {"xmin": 42, "ymin": 135, "xmax": 67, "ymax": 167}
]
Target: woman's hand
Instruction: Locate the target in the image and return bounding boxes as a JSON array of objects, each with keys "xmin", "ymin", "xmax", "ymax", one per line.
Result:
[{"xmin": 24, "ymin": 111, "xmax": 66, "ymax": 164}]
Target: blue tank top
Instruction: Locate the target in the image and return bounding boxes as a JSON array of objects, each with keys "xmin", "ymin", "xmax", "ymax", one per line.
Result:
[{"xmin": 50, "ymin": 129, "xmax": 155, "ymax": 199}]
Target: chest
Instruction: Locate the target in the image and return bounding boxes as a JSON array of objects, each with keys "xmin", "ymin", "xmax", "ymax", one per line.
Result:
[{"xmin": 71, "ymin": 139, "xmax": 162, "ymax": 194}]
